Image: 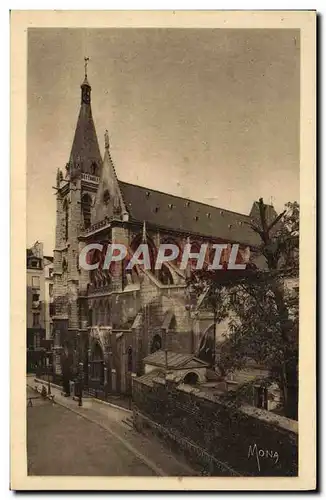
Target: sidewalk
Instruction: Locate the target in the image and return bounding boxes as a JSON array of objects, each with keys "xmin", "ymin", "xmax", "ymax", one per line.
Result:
[
  {"xmin": 27, "ymin": 375, "xmax": 197, "ymax": 477},
  {"xmin": 35, "ymin": 374, "xmax": 132, "ymax": 411},
  {"xmin": 30, "ymin": 375, "xmax": 132, "ymax": 415}
]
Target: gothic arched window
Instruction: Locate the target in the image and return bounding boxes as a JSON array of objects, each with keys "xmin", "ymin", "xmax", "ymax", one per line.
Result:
[
  {"xmin": 91, "ymin": 342, "xmax": 104, "ymax": 383},
  {"xmin": 62, "ymin": 257, "xmax": 68, "ymax": 274},
  {"xmin": 129, "ymin": 233, "xmax": 157, "ymax": 273},
  {"xmin": 127, "ymin": 346, "xmax": 133, "ymax": 372},
  {"xmin": 90, "ymin": 162, "xmax": 98, "ymax": 176},
  {"xmin": 97, "ymin": 301, "xmax": 105, "ymax": 326},
  {"xmin": 159, "ymin": 265, "xmax": 174, "ymax": 285},
  {"xmin": 103, "ymin": 189, "xmax": 110, "ymax": 205},
  {"xmin": 63, "ymin": 199, "xmax": 69, "ymax": 241},
  {"xmin": 151, "ymin": 334, "xmax": 162, "ymax": 354},
  {"xmin": 81, "ymin": 193, "xmax": 92, "ymax": 229}
]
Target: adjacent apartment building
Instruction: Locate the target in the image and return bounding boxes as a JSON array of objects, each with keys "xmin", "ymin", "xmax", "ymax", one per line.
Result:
[{"xmin": 26, "ymin": 241, "xmax": 54, "ymax": 371}]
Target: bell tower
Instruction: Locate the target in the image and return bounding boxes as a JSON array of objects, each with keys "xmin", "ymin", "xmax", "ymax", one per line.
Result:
[{"xmin": 52, "ymin": 59, "xmax": 102, "ymax": 373}]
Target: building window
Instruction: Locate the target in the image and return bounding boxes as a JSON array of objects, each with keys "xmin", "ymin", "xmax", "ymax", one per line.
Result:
[
  {"xmin": 183, "ymin": 372, "xmax": 199, "ymax": 385},
  {"xmin": 32, "ymin": 293, "xmax": 39, "ymax": 302},
  {"xmin": 98, "ymin": 304, "xmax": 105, "ymax": 325},
  {"xmin": 49, "ymin": 284, "xmax": 53, "ymax": 297},
  {"xmin": 81, "ymin": 193, "xmax": 92, "ymax": 229},
  {"xmin": 34, "ymin": 333, "xmax": 41, "ymax": 349},
  {"xmin": 158, "ymin": 265, "xmax": 174, "ymax": 285},
  {"xmin": 48, "ymin": 268, "xmax": 53, "ymax": 278},
  {"xmin": 151, "ymin": 334, "xmax": 162, "ymax": 353},
  {"xmin": 90, "ymin": 162, "xmax": 98, "ymax": 176},
  {"xmin": 32, "ymin": 276, "xmax": 40, "ymax": 288},
  {"xmin": 33, "ymin": 313, "xmax": 40, "ymax": 326},
  {"xmin": 103, "ymin": 189, "xmax": 110, "ymax": 205},
  {"xmin": 62, "ymin": 258, "xmax": 68, "ymax": 273},
  {"xmin": 88, "ymin": 309, "xmax": 93, "ymax": 327},
  {"xmin": 49, "ymin": 303, "xmax": 55, "ymax": 316},
  {"xmin": 63, "ymin": 199, "xmax": 69, "ymax": 241},
  {"xmin": 254, "ymin": 386, "xmax": 268, "ymax": 410},
  {"xmin": 91, "ymin": 343, "xmax": 104, "ymax": 383},
  {"xmin": 127, "ymin": 346, "xmax": 133, "ymax": 372}
]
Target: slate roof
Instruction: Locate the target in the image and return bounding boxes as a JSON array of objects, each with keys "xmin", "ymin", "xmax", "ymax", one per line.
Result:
[
  {"xmin": 143, "ymin": 350, "xmax": 209, "ymax": 369},
  {"xmin": 119, "ymin": 181, "xmax": 270, "ymax": 247}
]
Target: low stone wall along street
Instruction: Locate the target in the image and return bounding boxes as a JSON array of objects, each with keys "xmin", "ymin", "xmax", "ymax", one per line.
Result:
[{"xmin": 132, "ymin": 375, "xmax": 298, "ymax": 477}]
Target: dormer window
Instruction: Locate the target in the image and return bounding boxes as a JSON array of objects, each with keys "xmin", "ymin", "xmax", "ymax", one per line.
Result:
[
  {"xmin": 146, "ymin": 191, "xmax": 150, "ymax": 198},
  {"xmin": 154, "ymin": 206, "xmax": 159, "ymax": 213},
  {"xmin": 168, "ymin": 203, "xmax": 174, "ymax": 209},
  {"xmin": 103, "ymin": 190, "xmax": 110, "ymax": 205},
  {"xmin": 185, "ymin": 201, "xmax": 190, "ymax": 207}
]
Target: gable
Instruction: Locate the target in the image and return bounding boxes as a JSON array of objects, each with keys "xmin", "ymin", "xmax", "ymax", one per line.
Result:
[{"xmin": 92, "ymin": 148, "xmax": 127, "ymax": 225}]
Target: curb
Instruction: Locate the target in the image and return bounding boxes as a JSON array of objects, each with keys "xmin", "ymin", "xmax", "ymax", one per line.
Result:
[
  {"xmin": 34, "ymin": 377, "xmax": 62, "ymax": 391},
  {"xmin": 90, "ymin": 397, "xmax": 132, "ymax": 414},
  {"xmin": 33, "ymin": 378, "xmax": 132, "ymax": 414}
]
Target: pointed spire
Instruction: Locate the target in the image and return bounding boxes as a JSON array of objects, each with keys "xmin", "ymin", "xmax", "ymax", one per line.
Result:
[
  {"xmin": 92, "ymin": 135, "xmax": 126, "ymax": 225},
  {"xmin": 56, "ymin": 168, "xmax": 60, "ymax": 187},
  {"xmin": 104, "ymin": 130, "xmax": 110, "ymax": 151},
  {"xmin": 68, "ymin": 58, "xmax": 102, "ymax": 176},
  {"xmin": 185, "ymin": 236, "xmax": 192, "ymax": 278}
]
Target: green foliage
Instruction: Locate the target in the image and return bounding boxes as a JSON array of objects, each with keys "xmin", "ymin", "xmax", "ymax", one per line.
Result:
[
  {"xmin": 187, "ymin": 199, "xmax": 299, "ymax": 419},
  {"xmin": 220, "ymin": 376, "xmax": 275, "ymax": 409}
]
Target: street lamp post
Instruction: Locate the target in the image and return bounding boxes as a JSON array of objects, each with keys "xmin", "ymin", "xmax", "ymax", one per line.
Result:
[
  {"xmin": 47, "ymin": 353, "xmax": 52, "ymax": 395},
  {"xmin": 78, "ymin": 361, "xmax": 83, "ymax": 406}
]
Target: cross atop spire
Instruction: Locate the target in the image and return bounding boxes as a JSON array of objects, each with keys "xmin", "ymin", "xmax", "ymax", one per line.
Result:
[
  {"xmin": 84, "ymin": 56, "xmax": 90, "ymax": 80},
  {"xmin": 81, "ymin": 57, "xmax": 91, "ymax": 104}
]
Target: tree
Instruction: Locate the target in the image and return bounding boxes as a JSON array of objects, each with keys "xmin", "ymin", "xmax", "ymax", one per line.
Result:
[{"xmin": 188, "ymin": 199, "xmax": 299, "ymax": 420}]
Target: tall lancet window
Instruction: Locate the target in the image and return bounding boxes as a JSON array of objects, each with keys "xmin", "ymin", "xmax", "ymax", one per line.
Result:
[
  {"xmin": 81, "ymin": 193, "xmax": 92, "ymax": 229},
  {"xmin": 63, "ymin": 198, "xmax": 69, "ymax": 241},
  {"xmin": 90, "ymin": 162, "xmax": 98, "ymax": 177}
]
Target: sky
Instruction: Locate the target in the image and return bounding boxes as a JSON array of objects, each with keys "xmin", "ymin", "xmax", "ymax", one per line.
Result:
[{"xmin": 27, "ymin": 28, "xmax": 300, "ymax": 255}]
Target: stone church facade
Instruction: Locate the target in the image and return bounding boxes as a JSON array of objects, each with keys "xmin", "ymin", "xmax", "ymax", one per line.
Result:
[{"xmin": 52, "ymin": 72, "xmax": 273, "ymax": 398}]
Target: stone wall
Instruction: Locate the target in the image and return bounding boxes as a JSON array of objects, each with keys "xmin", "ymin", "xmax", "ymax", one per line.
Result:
[{"xmin": 132, "ymin": 377, "xmax": 298, "ymax": 477}]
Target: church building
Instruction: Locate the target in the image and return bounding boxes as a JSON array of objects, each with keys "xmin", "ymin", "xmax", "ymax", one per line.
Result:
[{"xmin": 52, "ymin": 69, "xmax": 275, "ymax": 399}]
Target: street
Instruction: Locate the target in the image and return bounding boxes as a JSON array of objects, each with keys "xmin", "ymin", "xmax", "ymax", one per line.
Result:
[{"xmin": 26, "ymin": 383, "xmax": 196, "ymax": 476}]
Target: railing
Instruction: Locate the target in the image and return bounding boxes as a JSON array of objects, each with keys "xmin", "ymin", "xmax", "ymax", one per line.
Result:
[
  {"xmin": 82, "ymin": 218, "xmax": 112, "ymax": 235},
  {"xmin": 81, "ymin": 173, "xmax": 100, "ymax": 183}
]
